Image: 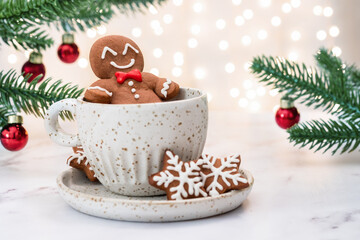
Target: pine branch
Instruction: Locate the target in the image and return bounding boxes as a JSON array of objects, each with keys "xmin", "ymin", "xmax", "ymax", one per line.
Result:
[
  {"xmin": 251, "ymin": 48, "xmax": 360, "ymax": 154},
  {"xmin": 288, "ymin": 119, "xmax": 360, "ymax": 155},
  {"xmin": 0, "ymin": 69, "xmax": 84, "ymax": 126},
  {"xmin": 316, "ymin": 48, "xmax": 360, "ymax": 89},
  {"xmin": 316, "ymin": 48, "xmax": 344, "ymax": 84},
  {"xmin": 250, "ymin": 55, "xmax": 360, "ymax": 122},
  {"xmin": 1, "ymin": 27, "xmax": 53, "ymax": 51},
  {"xmin": 0, "ymin": 0, "xmax": 166, "ymax": 51},
  {"xmin": 0, "ymin": 0, "xmax": 50, "ymax": 19}
]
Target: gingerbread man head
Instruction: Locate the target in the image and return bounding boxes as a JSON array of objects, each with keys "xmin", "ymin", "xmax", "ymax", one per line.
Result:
[{"xmin": 89, "ymin": 35, "xmax": 144, "ymax": 79}]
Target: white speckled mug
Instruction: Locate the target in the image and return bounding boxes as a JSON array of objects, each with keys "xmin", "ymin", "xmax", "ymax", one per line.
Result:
[{"xmin": 45, "ymin": 88, "xmax": 208, "ymax": 196}]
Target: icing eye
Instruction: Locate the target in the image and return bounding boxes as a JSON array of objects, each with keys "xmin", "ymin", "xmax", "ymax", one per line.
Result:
[
  {"xmin": 101, "ymin": 47, "xmax": 117, "ymax": 59},
  {"xmin": 122, "ymin": 43, "xmax": 140, "ymax": 55}
]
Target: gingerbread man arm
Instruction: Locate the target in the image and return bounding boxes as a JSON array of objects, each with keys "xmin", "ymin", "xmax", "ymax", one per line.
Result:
[
  {"xmin": 142, "ymin": 72, "xmax": 180, "ymax": 100},
  {"xmin": 84, "ymin": 79, "xmax": 113, "ymax": 104}
]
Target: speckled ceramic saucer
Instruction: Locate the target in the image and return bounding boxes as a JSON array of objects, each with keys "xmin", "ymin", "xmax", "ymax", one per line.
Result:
[{"xmin": 57, "ymin": 168, "xmax": 254, "ymax": 222}]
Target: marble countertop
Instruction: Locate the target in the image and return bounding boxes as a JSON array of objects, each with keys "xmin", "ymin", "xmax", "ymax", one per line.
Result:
[{"xmin": 1, "ymin": 112, "xmax": 359, "ymax": 240}]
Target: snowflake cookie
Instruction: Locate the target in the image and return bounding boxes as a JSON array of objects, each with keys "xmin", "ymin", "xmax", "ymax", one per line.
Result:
[
  {"xmin": 67, "ymin": 147, "xmax": 97, "ymax": 182},
  {"xmin": 199, "ymin": 154, "xmax": 249, "ymax": 197},
  {"xmin": 148, "ymin": 150, "xmax": 208, "ymax": 200}
]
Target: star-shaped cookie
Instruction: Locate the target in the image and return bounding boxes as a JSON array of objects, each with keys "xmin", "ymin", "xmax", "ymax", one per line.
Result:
[
  {"xmin": 149, "ymin": 150, "xmax": 208, "ymax": 200},
  {"xmin": 199, "ymin": 154, "xmax": 249, "ymax": 196},
  {"xmin": 67, "ymin": 147, "xmax": 97, "ymax": 182}
]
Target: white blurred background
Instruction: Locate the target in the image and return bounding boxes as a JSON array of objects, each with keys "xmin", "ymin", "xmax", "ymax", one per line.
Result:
[{"xmin": 0, "ymin": 0, "xmax": 359, "ymax": 138}]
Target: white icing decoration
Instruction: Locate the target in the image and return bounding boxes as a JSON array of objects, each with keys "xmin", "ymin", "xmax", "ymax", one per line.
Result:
[
  {"xmin": 88, "ymin": 86, "xmax": 113, "ymax": 97},
  {"xmin": 152, "ymin": 151, "xmax": 207, "ymax": 200},
  {"xmin": 101, "ymin": 46, "xmax": 117, "ymax": 59},
  {"xmin": 122, "ymin": 43, "xmax": 140, "ymax": 55},
  {"xmin": 67, "ymin": 150, "xmax": 90, "ymax": 166},
  {"xmin": 199, "ymin": 154, "xmax": 248, "ymax": 197},
  {"xmin": 161, "ymin": 78, "xmax": 172, "ymax": 98},
  {"xmin": 131, "ymin": 88, "xmax": 136, "ymax": 93},
  {"xmin": 134, "ymin": 94, "xmax": 140, "ymax": 99},
  {"xmin": 110, "ymin": 59, "xmax": 135, "ymax": 69},
  {"xmin": 128, "ymin": 81, "xmax": 134, "ymax": 86}
]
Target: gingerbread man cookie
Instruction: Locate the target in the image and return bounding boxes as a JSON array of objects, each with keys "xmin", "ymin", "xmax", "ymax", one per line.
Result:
[
  {"xmin": 67, "ymin": 147, "xmax": 97, "ymax": 182},
  {"xmin": 84, "ymin": 35, "xmax": 180, "ymax": 104}
]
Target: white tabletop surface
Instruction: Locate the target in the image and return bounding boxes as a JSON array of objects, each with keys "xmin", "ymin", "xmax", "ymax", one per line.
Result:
[{"xmin": 1, "ymin": 112, "xmax": 359, "ymax": 240}]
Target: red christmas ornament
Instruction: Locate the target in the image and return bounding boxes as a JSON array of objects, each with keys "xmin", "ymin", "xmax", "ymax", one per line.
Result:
[
  {"xmin": 21, "ymin": 52, "xmax": 46, "ymax": 83},
  {"xmin": 275, "ymin": 97, "xmax": 300, "ymax": 129},
  {"xmin": 1, "ymin": 115, "xmax": 28, "ymax": 151},
  {"xmin": 57, "ymin": 33, "xmax": 79, "ymax": 63}
]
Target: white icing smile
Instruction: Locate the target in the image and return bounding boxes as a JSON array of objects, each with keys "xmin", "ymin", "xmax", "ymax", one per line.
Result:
[{"xmin": 110, "ymin": 59, "xmax": 135, "ymax": 69}]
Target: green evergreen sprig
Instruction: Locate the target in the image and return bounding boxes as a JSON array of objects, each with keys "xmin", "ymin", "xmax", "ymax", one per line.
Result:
[
  {"xmin": 0, "ymin": 0, "xmax": 166, "ymax": 51},
  {"xmin": 251, "ymin": 52, "xmax": 360, "ymax": 121},
  {"xmin": 316, "ymin": 48, "xmax": 360, "ymax": 89},
  {"xmin": 0, "ymin": 69, "xmax": 84, "ymax": 127},
  {"xmin": 251, "ymin": 48, "xmax": 360, "ymax": 154},
  {"xmin": 289, "ymin": 119, "xmax": 360, "ymax": 154}
]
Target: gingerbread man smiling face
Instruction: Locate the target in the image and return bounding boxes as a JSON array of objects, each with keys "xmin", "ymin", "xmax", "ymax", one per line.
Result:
[
  {"xmin": 89, "ymin": 35, "xmax": 144, "ymax": 78},
  {"xmin": 84, "ymin": 35, "xmax": 179, "ymax": 104}
]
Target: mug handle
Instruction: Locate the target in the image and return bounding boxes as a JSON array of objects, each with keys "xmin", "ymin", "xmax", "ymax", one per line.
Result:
[{"xmin": 44, "ymin": 98, "xmax": 81, "ymax": 147}]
